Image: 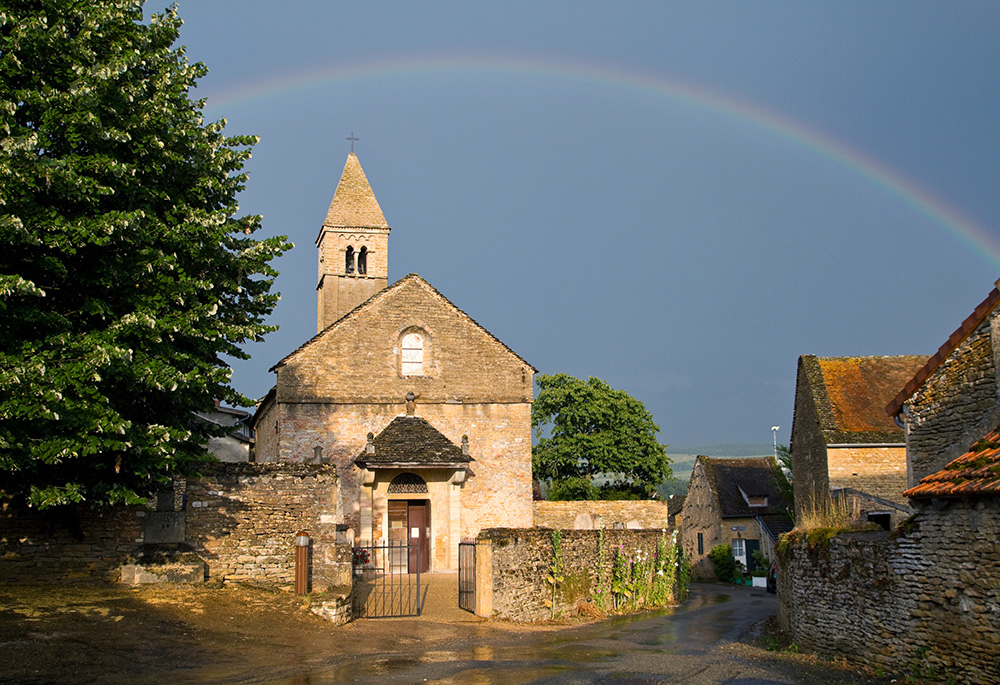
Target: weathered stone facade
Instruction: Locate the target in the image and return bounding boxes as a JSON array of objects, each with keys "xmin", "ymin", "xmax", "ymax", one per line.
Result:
[
  {"xmin": 532, "ymin": 500, "xmax": 672, "ymax": 530},
  {"xmin": 778, "ymin": 498, "xmax": 1000, "ymax": 683},
  {"xmin": 902, "ymin": 311, "xmax": 1000, "ymax": 486},
  {"xmin": 253, "ymin": 154, "xmax": 535, "ymax": 572},
  {"xmin": 791, "ymin": 355, "xmax": 926, "ymax": 517},
  {"xmin": 474, "ymin": 527, "xmax": 673, "ymax": 621}
]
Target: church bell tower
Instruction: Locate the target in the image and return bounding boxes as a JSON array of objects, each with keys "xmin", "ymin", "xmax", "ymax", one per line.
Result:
[{"xmin": 316, "ymin": 152, "xmax": 391, "ymax": 331}]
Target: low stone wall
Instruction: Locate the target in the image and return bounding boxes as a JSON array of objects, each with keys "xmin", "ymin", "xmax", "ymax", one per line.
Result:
[
  {"xmin": 778, "ymin": 498, "xmax": 1000, "ymax": 683},
  {"xmin": 1, "ymin": 463, "xmax": 350, "ymax": 589},
  {"xmin": 0, "ymin": 500, "xmax": 144, "ymax": 583},
  {"xmin": 533, "ymin": 500, "xmax": 671, "ymax": 530},
  {"xmin": 185, "ymin": 463, "xmax": 349, "ymax": 590},
  {"xmin": 476, "ymin": 527, "xmax": 678, "ymax": 621}
]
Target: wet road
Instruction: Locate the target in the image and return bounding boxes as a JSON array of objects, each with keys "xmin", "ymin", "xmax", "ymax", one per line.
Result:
[{"xmin": 300, "ymin": 584, "xmax": 877, "ymax": 684}]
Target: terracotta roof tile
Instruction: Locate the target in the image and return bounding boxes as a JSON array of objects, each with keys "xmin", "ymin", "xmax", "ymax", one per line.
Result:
[
  {"xmin": 904, "ymin": 427, "xmax": 1000, "ymax": 499},
  {"xmin": 886, "ymin": 285, "xmax": 1000, "ymax": 418}
]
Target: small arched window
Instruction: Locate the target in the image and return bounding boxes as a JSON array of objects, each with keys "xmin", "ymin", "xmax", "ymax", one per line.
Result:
[
  {"xmin": 345, "ymin": 245, "xmax": 355, "ymax": 274},
  {"xmin": 388, "ymin": 472, "xmax": 428, "ymax": 494},
  {"xmin": 401, "ymin": 331, "xmax": 424, "ymax": 376},
  {"xmin": 357, "ymin": 246, "xmax": 368, "ymax": 275}
]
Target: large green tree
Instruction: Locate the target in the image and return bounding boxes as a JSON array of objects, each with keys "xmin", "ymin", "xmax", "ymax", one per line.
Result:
[
  {"xmin": 0, "ymin": 1, "xmax": 290, "ymax": 508},
  {"xmin": 532, "ymin": 373, "xmax": 672, "ymax": 500}
]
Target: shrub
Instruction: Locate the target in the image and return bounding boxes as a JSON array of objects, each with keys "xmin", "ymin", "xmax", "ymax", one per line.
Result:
[{"xmin": 708, "ymin": 543, "xmax": 737, "ymax": 581}]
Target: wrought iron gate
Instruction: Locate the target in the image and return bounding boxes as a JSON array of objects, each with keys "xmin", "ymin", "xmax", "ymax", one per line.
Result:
[
  {"xmin": 458, "ymin": 542, "xmax": 476, "ymax": 613},
  {"xmin": 352, "ymin": 542, "xmax": 421, "ymax": 618}
]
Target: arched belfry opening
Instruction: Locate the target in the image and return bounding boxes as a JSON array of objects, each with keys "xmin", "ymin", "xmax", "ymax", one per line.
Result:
[
  {"xmin": 358, "ymin": 246, "xmax": 368, "ymax": 275},
  {"xmin": 345, "ymin": 245, "xmax": 355, "ymax": 274}
]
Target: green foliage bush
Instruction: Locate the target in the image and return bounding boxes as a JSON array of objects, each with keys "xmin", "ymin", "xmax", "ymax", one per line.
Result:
[{"xmin": 708, "ymin": 543, "xmax": 737, "ymax": 581}]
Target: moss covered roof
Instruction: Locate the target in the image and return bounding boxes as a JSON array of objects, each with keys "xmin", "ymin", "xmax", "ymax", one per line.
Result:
[{"xmin": 801, "ymin": 355, "xmax": 928, "ymax": 444}]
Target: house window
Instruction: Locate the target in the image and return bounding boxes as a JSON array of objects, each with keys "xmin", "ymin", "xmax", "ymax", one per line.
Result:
[
  {"xmin": 345, "ymin": 245, "xmax": 355, "ymax": 274},
  {"xmin": 401, "ymin": 331, "xmax": 424, "ymax": 376},
  {"xmin": 748, "ymin": 496, "xmax": 768, "ymax": 507},
  {"xmin": 358, "ymin": 246, "xmax": 367, "ymax": 275},
  {"xmin": 697, "ymin": 532, "xmax": 704, "ymax": 555},
  {"xmin": 732, "ymin": 538, "xmax": 746, "ymax": 569}
]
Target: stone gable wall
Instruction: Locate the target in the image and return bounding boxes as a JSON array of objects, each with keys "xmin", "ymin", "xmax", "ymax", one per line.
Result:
[
  {"xmin": 791, "ymin": 358, "xmax": 833, "ymax": 519},
  {"xmin": 826, "ymin": 446, "xmax": 908, "ymax": 506},
  {"xmin": 532, "ymin": 500, "xmax": 671, "ymax": 530},
  {"xmin": 778, "ymin": 498, "xmax": 1000, "ymax": 683},
  {"xmin": 906, "ymin": 313, "xmax": 1000, "ymax": 486},
  {"xmin": 477, "ymin": 527, "xmax": 672, "ymax": 621},
  {"xmin": 677, "ymin": 460, "xmax": 721, "ymax": 578},
  {"xmin": 278, "ymin": 278, "xmax": 533, "ymax": 405}
]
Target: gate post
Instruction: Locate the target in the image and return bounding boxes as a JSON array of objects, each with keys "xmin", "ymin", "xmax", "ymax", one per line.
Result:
[
  {"xmin": 295, "ymin": 530, "xmax": 311, "ymax": 595},
  {"xmin": 474, "ymin": 539, "xmax": 493, "ymax": 617}
]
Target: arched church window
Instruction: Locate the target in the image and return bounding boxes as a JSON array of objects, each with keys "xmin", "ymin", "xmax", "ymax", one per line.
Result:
[
  {"xmin": 345, "ymin": 245, "xmax": 355, "ymax": 274},
  {"xmin": 401, "ymin": 331, "xmax": 424, "ymax": 376},
  {"xmin": 357, "ymin": 246, "xmax": 368, "ymax": 275},
  {"xmin": 388, "ymin": 472, "xmax": 428, "ymax": 494}
]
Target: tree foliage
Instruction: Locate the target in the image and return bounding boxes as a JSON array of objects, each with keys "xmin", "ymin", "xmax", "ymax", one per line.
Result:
[
  {"xmin": 0, "ymin": 1, "xmax": 290, "ymax": 508},
  {"xmin": 532, "ymin": 373, "xmax": 672, "ymax": 500}
]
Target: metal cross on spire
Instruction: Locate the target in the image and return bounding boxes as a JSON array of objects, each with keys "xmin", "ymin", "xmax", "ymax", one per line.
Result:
[{"xmin": 346, "ymin": 132, "xmax": 359, "ymax": 153}]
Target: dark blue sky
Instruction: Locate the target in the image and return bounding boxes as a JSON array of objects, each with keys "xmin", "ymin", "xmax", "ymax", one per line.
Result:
[{"xmin": 172, "ymin": 1, "xmax": 1000, "ymax": 446}]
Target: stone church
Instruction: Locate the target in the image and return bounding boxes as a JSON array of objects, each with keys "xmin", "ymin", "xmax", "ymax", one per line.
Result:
[{"xmin": 252, "ymin": 153, "xmax": 535, "ymax": 572}]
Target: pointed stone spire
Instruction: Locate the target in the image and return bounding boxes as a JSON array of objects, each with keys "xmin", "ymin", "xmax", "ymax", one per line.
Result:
[
  {"xmin": 323, "ymin": 153, "xmax": 389, "ymax": 229},
  {"xmin": 315, "ymin": 153, "xmax": 392, "ymax": 331}
]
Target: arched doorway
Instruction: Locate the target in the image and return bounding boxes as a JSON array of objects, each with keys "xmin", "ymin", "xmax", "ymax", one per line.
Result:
[{"xmin": 387, "ymin": 473, "xmax": 430, "ymax": 573}]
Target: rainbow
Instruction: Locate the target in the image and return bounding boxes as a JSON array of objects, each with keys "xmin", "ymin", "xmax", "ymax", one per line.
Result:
[{"xmin": 202, "ymin": 54, "xmax": 1000, "ymax": 270}]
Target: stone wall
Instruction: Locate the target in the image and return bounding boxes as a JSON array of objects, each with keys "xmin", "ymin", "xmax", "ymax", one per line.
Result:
[
  {"xmin": 475, "ymin": 527, "xmax": 674, "ymax": 621},
  {"xmin": 184, "ymin": 462, "xmax": 349, "ymax": 590},
  {"xmin": 0, "ymin": 500, "xmax": 144, "ymax": 583},
  {"xmin": 791, "ymin": 356, "xmax": 832, "ymax": 519},
  {"xmin": 826, "ymin": 446, "xmax": 908, "ymax": 506},
  {"xmin": 778, "ymin": 498, "xmax": 1000, "ymax": 683},
  {"xmin": 1, "ymin": 463, "xmax": 350, "ymax": 589},
  {"xmin": 532, "ymin": 500, "xmax": 671, "ymax": 530},
  {"xmin": 906, "ymin": 313, "xmax": 1000, "ymax": 486}
]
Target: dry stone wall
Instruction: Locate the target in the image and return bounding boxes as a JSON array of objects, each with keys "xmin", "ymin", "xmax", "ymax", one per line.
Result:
[
  {"xmin": 1, "ymin": 463, "xmax": 350, "ymax": 589},
  {"xmin": 185, "ymin": 462, "xmax": 349, "ymax": 589},
  {"xmin": 477, "ymin": 527, "xmax": 672, "ymax": 622},
  {"xmin": 532, "ymin": 500, "xmax": 671, "ymax": 530},
  {"xmin": 778, "ymin": 498, "xmax": 1000, "ymax": 683},
  {"xmin": 0, "ymin": 501, "xmax": 144, "ymax": 583}
]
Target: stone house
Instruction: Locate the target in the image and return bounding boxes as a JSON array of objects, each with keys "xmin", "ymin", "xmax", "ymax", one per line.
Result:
[
  {"xmin": 252, "ymin": 153, "xmax": 536, "ymax": 573},
  {"xmin": 790, "ymin": 355, "xmax": 925, "ymax": 528},
  {"xmin": 778, "ymin": 423, "xmax": 1000, "ymax": 682},
  {"xmin": 886, "ymin": 278, "xmax": 1000, "ymax": 485},
  {"xmin": 678, "ymin": 456, "xmax": 791, "ymax": 579}
]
